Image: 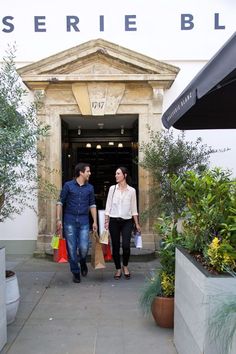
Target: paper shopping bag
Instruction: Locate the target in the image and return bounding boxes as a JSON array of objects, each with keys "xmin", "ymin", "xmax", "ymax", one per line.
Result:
[
  {"xmin": 53, "ymin": 238, "xmax": 68, "ymax": 263},
  {"xmin": 50, "ymin": 234, "xmax": 60, "ymax": 249},
  {"xmin": 99, "ymin": 229, "xmax": 109, "ymax": 245},
  {"xmin": 102, "ymin": 240, "xmax": 112, "ymax": 261},
  {"xmin": 91, "ymin": 231, "xmax": 106, "ymax": 269},
  {"xmin": 134, "ymin": 232, "xmax": 143, "ymax": 249}
]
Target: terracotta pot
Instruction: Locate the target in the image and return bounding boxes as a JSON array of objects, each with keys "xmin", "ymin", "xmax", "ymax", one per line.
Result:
[{"xmin": 151, "ymin": 296, "xmax": 174, "ymax": 328}]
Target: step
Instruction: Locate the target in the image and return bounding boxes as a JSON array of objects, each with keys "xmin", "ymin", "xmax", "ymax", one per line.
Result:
[{"xmin": 35, "ymin": 247, "xmax": 157, "ymax": 262}]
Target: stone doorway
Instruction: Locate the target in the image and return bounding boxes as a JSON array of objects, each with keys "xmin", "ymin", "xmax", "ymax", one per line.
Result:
[
  {"xmin": 61, "ymin": 113, "xmax": 139, "ymax": 210},
  {"xmin": 17, "ymin": 38, "xmax": 179, "ymax": 253}
]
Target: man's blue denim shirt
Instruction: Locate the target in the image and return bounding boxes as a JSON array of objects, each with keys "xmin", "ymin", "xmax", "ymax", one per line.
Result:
[{"xmin": 59, "ymin": 179, "xmax": 96, "ymax": 225}]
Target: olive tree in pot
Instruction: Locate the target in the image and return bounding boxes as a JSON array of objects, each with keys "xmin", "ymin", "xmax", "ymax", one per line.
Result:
[
  {"xmin": 0, "ymin": 45, "xmax": 57, "ymax": 329},
  {"xmin": 139, "ymin": 216, "xmax": 182, "ymax": 328}
]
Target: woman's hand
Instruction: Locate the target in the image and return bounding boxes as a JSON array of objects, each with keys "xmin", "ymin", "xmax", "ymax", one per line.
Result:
[
  {"xmin": 104, "ymin": 218, "xmax": 109, "ymax": 230},
  {"xmin": 135, "ymin": 223, "xmax": 141, "ymax": 233}
]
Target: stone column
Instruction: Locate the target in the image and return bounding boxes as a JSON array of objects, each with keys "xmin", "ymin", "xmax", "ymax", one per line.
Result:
[
  {"xmin": 36, "ymin": 102, "xmax": 63, "ymax": 253},
  {"xmin": 36, "ymin": 86, "xmax": 81, "ymax": 254},
  {"xmin": 138, "ymin": 112, "xmax": 156, "ymax": 249}
]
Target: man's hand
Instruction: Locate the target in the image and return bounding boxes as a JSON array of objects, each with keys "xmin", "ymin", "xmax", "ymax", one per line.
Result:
[{"xmin": 56, "ymin": 220, "xmax": 63, "ymax": 238}]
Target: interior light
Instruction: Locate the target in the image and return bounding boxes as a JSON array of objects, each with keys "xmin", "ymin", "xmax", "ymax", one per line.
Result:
[
  {"xmin": 108, "ymin": 142, "xmax": 114, "ymax": 146},
  {"xmin": 86, "ymin": 143, "xmax": 91, "ymax": 148},
  {"xmin": 118, "ymin": 143, "xmax": 123, "ymax": 148},
  {"xmin": 120, "ymin": 125, "xmax": 124, "ymax": 135},
  {"xmin": 77, "ymin": 126, "xmax": 81, "ymax": 135},
  {"xmin": 96, "ymin": 144, "xmax": 102, "ymax": 149}
]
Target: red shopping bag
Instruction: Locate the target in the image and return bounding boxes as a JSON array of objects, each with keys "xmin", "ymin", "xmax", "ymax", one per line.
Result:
[
  {"xmin": 53, "ymin": 238, "xmax": 68, "ymax": 263},
  {"xmin": 102, "ymin": 241, "xmax": 112, "ymax": 261}
]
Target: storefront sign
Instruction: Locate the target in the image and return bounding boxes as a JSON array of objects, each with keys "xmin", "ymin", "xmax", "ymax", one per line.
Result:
[{"xmin": 1, "ymin": 13, "xmax": 227, "ymax": 33}]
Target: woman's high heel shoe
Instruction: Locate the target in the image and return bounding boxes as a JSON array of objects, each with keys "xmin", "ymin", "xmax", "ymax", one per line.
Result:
[
  {"xmin": 114, "ymin": 270, "xmax": 122, "ymax": 280},
  {"xmin": 122, "ymin": 267, "xmax": 131, "ymax": 279}
]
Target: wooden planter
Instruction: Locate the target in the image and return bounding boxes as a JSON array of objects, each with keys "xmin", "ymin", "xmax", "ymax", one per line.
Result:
[
  {"xmin": 174, "ymin": 247, "xmax": 236, "ymax": 354},
  {"xmin": 151, "ymin": 296, "xmax": 174, "ymax": 328}
]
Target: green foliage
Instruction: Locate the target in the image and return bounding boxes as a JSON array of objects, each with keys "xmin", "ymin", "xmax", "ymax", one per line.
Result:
[
  {"xmin": 140, "ymin": 166, "xmax": 236, "ymax": 318},
  {"xmin": 170, "ymin": 168, "xmax": 236, "ymax": 262},
  {"xmin": 139, "ymin": 127, "xmax": 224, "ymax": 219},
  {"xmin": 207, "ymin": 295, "xmax": 236, "ymax": 354},
  {"xmin": 139, "ymin": 217, "xmax": 180, "ymax": 315},
  {"xmin": 0, "ymin": 45, "xmax": 58, "ymax": 222},
  {"xmin": 139, "ymin": 270, "xmax": 162, "ymax": 316},
  {"xmin": 207, "ymin": 237, "xmax": 236, "ymax": 272},
  {"xmin": 139, "ymin": 267, "xmax": 175, "ymax": 316},
  {"xmin": 160, "ymin": 271, "xmax": 175, "ymax": 297},
  {"xmin": 155, "ymin": 217, "xmax": 180, "ymax": 272}
]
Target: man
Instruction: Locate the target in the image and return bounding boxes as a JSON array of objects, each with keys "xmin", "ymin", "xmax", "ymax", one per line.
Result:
[{"xmin": 56, "ymin": 163, "xmax": 97, "ymax": 283}]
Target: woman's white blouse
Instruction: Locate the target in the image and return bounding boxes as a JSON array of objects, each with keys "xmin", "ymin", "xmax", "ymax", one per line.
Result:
[{"xmin": 105, "ymin": 184, "xmax": 138, "ymax": 219}]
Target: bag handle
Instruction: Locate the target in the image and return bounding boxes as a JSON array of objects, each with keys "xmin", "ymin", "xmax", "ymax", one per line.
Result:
[
  {"xmin": 92, "ymin": 230, "xmax": 100, "ymax": 241},
  {"xmin": 55, "ymin": 227, "xmax": 63, "ymax": 239},
  {"xmin": 109, "ymin": 184, "xmax": 116, "ymax": 214}
]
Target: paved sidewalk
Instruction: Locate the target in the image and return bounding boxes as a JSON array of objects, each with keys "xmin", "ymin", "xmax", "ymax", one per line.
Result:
[{"xmin": 3, "ymin": 255, "xmax": 177, "ymax": 354}]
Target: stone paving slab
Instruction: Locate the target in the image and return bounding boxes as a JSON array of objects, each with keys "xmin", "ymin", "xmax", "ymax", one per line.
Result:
[{"xmin": 2, "ymin": 256, "xmax": 177, "ymax": 354}]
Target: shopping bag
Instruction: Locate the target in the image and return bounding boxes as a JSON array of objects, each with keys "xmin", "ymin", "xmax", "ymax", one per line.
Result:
[
  {"xmin": 99, "ymin": 229, "xmax": 109, "ymax": 245},
  {"xmin": 50, "ymin": 234, "xmax": 60, "ymax": 249},
  {"xmin": 91, "ymin": 231, "xmax": 106, "ymax": 269},
  {"xmin": 53, "ymin": 238, "xmax": 68, "ymax": 263},
  {"xmin": 102, "ymin": 240, "xmax": 112, "ymax": 261},
  {"xmin": 134, "ymin": 232, "xmax": 143, "ymax": 249}
]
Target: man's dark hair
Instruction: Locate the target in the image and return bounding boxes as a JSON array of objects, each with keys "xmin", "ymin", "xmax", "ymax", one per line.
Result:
[{"xmin": 74, "ymin": 163, "xmax": 91, "ymax": 177}]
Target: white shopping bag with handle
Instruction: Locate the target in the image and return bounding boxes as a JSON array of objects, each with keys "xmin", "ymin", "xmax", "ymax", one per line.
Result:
[{"xmin": 134, "ymin": 232, "xmax": 142, "ymax": 249}]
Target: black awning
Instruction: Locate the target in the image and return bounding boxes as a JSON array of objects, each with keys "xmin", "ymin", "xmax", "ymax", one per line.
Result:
[{"xmin": 162, "ymin": 32, "xmax": 236, "ymax": 130}]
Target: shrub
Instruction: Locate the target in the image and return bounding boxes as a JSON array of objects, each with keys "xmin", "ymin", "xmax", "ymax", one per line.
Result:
[
  {"xmin": 0, "ymin": 45, "xmax": 57, "ymax": 221},
  {"xmin": 139, "ymin": 127, "xmax": 225, "ymax": 220}
]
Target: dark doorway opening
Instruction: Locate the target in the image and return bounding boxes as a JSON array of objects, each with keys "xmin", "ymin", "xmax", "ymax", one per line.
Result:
[{"xmin": 61, "ymin": 114, "xmax": 138, "ymax": 209}]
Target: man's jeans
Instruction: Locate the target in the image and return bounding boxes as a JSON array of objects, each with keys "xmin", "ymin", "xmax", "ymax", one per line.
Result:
[{"xmin": 63, "ymin": 220, "xmax": 89, "ymax": 274}]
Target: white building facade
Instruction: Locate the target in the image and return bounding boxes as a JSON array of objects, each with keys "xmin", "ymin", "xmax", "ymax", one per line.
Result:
[{"xmin": 0, "ymin": 0, "xmax": 235, "ymax": 254}]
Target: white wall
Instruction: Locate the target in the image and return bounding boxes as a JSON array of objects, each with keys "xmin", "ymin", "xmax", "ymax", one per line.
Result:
[
  {"xmin": 0, "ymin": 209, "xmax": 38, "ymax": 241},
  {"xmin": 1, "ymin": 0, "xmax": 235, "ymax": 62}
]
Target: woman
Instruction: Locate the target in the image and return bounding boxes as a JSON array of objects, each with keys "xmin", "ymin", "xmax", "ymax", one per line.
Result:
[{"xmin": 104, "ymin": 167, "xmax": 141, "ymax": 279}]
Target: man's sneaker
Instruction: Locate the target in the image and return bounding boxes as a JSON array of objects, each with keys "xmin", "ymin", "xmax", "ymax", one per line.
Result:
[
  {"xmin": 80, "ymin": 262, "xmax": 88, "ymax": 277},
  {"xmin": 72, "ymin": 273, "xmax": 81, "ymax": 283}
]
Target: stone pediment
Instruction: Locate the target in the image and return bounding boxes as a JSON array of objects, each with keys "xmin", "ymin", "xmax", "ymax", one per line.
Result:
[{"xmin": 18, "ymin": 38, "xmax": 179, "ymax": 89}]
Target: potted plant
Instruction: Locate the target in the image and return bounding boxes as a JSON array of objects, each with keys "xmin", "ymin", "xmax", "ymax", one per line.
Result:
[
  {"xmin": 168, "ymin": 168, "xmax": 236, "ymax": 354},
  {"xmin": 139, "ymin": 216, "xmax": 182, "ymax": 328},
  {"xmin": 139, "ymin": 267, "xmax": 175, "ymax": 328},
  {"xmin": 150, "ymin": 270, "xmax": 175, "ymax": 328}
]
